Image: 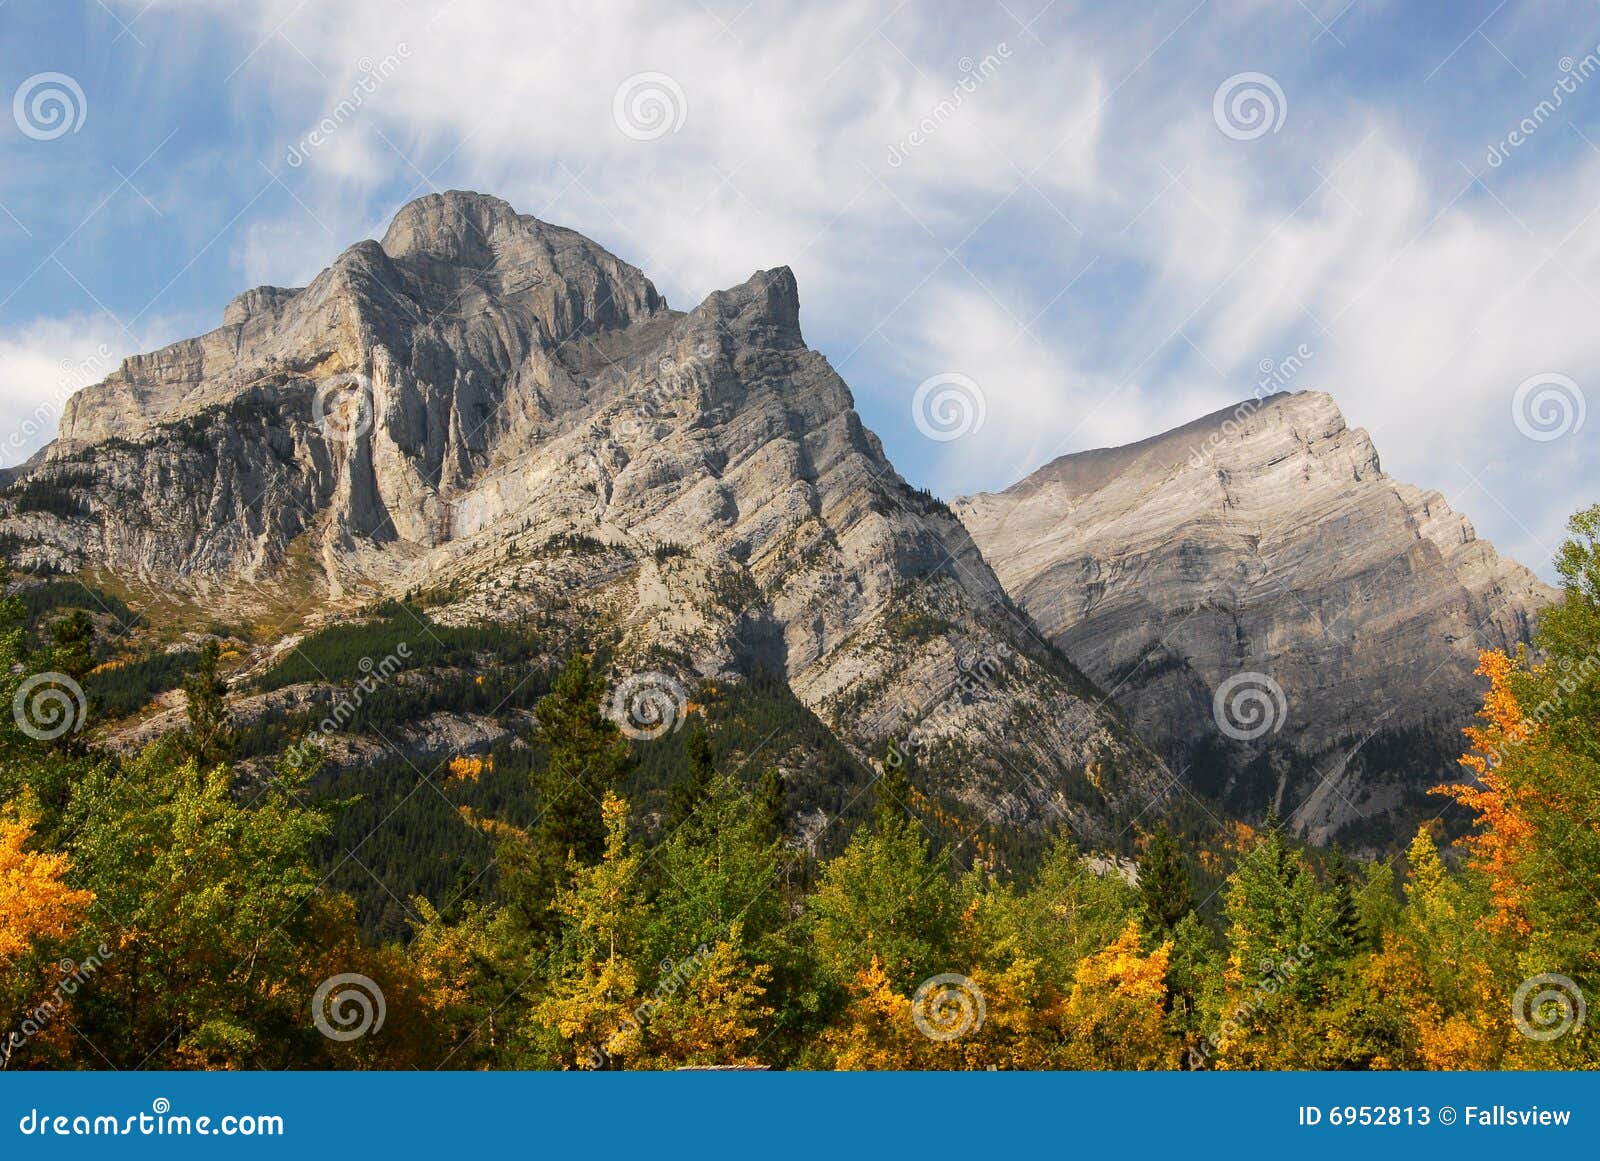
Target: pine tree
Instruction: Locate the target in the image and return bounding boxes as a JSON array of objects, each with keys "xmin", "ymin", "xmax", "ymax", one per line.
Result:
[
  {"xmin": 1137, "ymin": 825, "xmax": 1193, "ymax": 934},
  {"xmin": 873, "ymin": 744, "xmax": 914, "ymax": 834},
  {"xmin": 1211, "ymin": 825, "xmax": 1344, "ymax": 1067},
  {"xmin": 178, "ymin": 638, "xmax": 232, "ymax": 769},
  {"xmin": 753, "ymin": 767, "xmax": 785, "ymax": 848},
  {"xmin": 665, "ymin": 722, "xmax": 715, "ymax": 833},
  {"xmin": 507, "ymin": 652, "xmax": 633, "ymax": 940},
  {"xmin": 533, "ymin": 793, "xmax": 650, "ymax": 1068},
  {"xmin": 46, "ymin": 609, "xmax": 95, "ymax": 680},
  {"xmin": 1320, "ymin": 845, "xmax": 1363, "ymax": 957}
]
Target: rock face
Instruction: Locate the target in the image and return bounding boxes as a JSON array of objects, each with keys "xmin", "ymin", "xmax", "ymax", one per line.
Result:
[
  {"xmin": 954, "ymin": 391, "xmax": 1556, "ymax": 848},
  {"xmin": 1, "ymin": 191, "xmax": 1166, "ymax": 844}
]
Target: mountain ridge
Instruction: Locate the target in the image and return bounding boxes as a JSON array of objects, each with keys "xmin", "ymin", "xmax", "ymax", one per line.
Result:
[
  {"xmin": 955, "ymin": 388, "xmax": 1554, "ymax": 846},
  {"xmin": 1, "ymin": 190, "xmax": 1169, "ymax": 849}
]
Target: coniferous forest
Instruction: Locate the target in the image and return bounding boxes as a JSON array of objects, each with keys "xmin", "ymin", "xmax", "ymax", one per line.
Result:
[{"xmin": 1, "ymin": 506, "xmax": 1597, "ymax": 1071}]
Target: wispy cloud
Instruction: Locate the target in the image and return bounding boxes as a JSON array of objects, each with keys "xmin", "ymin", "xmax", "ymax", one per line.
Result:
[{"xmin": 3, "ymin": 0, "xmax": 1595, "ymax": 576}]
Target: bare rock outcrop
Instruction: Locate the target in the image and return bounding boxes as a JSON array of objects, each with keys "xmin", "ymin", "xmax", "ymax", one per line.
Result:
[
  {"xmin": 1, "ymin": 191, "xmax": 1166, "ymax": 843},
  {"xmin": 954, "ymin": 390, "xmax": 1555, "ymax": 848}
]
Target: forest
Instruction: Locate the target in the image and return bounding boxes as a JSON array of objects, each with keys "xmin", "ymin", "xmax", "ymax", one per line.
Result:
[{"xmin": 0, "ymin": 507, "xmax": 1596, "ymax": 1070}]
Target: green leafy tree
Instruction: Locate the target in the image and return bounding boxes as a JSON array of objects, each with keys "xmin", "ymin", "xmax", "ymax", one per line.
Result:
[
  {"xmin": 808, "ymin": 807, "xmax": 954, "ymax": 993},
  {"xmin": 62, "ymin": 747, "xmax": 369, "ymax": 1068}
]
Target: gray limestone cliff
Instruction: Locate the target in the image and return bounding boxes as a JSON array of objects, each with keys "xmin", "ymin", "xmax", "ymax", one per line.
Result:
[
  {"xmin": 0, "ymin": 191, "xmax": 1166, "ymax": 843},
  {"xmin": 954, "ymin": 391, "xmax": 1555, "ymax": 847}
]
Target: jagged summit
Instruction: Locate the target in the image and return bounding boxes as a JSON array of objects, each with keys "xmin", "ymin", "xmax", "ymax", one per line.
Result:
[
  {"xmin": 56, "ymin": 191, "xmax": 668, "ymax": 451},
  {"xmin": 1, "ymin": 195, "xmax": 1168, "ymax": 844},
  {"xmin": 378, "ymin": 189, "xmax": 525, "ymax": 260},
  {"xmin": 955, "ymin": 388, "xmax": 1553, "ymax": 847}
]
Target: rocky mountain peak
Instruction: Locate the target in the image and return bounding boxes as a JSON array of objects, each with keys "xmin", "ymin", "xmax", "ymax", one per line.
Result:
[
  {"xmin": 1, "ymin": 196, "xmax": 1170, "ymax": 846},
  {"xmin": 378, "ymin": 189, "xmax": 523, "ymax": 262},
  {"xmin": 956, "ymin": 389, "xmax": 1554, "ymax": 849},
  {"xmin": 222, "ymin": 284, "xmax": 302, "ymax": 327},
  {"xmin": 1012, "ymin": 390, "xmax": 1366, "ymax": 505},
  {"xmin": 691, "ymin": 266, "xmax": 804, "ymax": 350}
]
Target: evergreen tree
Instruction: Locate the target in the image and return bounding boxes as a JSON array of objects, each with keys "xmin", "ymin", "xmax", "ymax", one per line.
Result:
[
  {"xmin": 753, "ymin": 767, "xmax": 785, "ymax": 848},
  {"xmin": 664, "ymin": 722, "xmax": 715, "ymax": 833},
  {"xmin": 178, "ymin": 638, "xmax": 232, "ymax": 769},
  {"xmin": 872, "ymin": 744, "xmax": 914, "ymax": 834},
  {"xmin": 1320, "ymin": 845, "xmax": 1363, "ymax": 958},
  {"xmin": 1353, "ymin": 859, "xmax": 1400, "ymax": 951},
  {"xmin": 534, "ymin": 792, "xmax": 651, "ymax": 1069},
  {"xmin": 46, "ymin": 608, "xmax": 95, "ymax": 680},
  {"xmin": 505, "ymin": 652, "xmax": 633, "ymax": 939},
  {"xmin": 1137, "ymin": 825, "xmax": 1193, "ymax": 934}
]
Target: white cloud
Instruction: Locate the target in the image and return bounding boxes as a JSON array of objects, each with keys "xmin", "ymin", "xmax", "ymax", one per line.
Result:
[
  {"xmin": 0, "ymin": 316, "xmax": 157, "ymax": 469},
  {"xmin": 903, "ymin": 280, "xmax": 1173, "ymax": 492},
  {"xmin": 93, "ymin": 0, "xmax": 1600, "ymax": 578}
]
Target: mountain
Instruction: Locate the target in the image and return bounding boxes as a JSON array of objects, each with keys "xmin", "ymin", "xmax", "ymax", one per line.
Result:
[
  {"xmin": 0, "ymin": 190, "xmax": 1166, "ymax": 852},
  {"xmin": 953, "ymin": 390, "xmax": 1555, "ymax": 848}
]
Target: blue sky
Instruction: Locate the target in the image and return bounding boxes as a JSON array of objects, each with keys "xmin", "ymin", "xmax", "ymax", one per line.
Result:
[{"xmin": 2, "ymin": 0, "xmax": 1597, "ymax": 580}]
